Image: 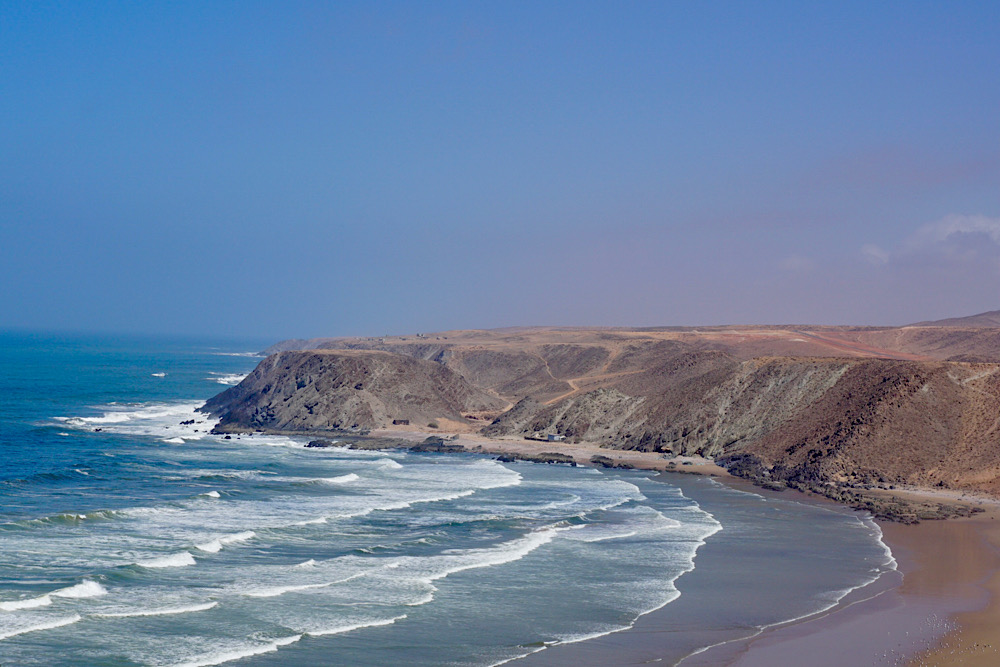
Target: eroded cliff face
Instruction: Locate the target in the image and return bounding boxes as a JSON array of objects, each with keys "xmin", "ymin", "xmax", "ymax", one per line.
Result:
[
  {"xmin": 485, "ymin": 355, "xmax": 1000, "ymax": 493},
  {"xmin": 201, "ymin": 350, "xmax": 506, "ymax": 432},
  {"xmin": 204, "ymin": 330, "xmax": 1000, "ymax": 495}
]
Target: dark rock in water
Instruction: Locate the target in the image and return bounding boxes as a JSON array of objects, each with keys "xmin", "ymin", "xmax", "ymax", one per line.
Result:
[
  {"xmin": 94, "ymin": 428, "xmax": 102, "ymax": 432},
  {"xmin": 180, "ymin": 419, "xmax": 195, "ymax": 425},
  {"xmin": 497, "ymin": 452, "xmax": 577, "ymax": 466},
  {"xmin": 346, "ymin": 437, "xmax": 417, "ymax": 451},
  {"xmin": 224, "ymin": 435, "xmax": 231, "ymax": 439},
  {"xmin": 347, "ymin": 440, "xmax": 399, "ymax": 450},
  {"xmin": 306, "ymin": 439, "xmax": 335, "ymax": 448},
  {"xmin": 410, "ymin": 437, "xmax": 465, "ymax": 453},
  {"xmin": 589, "ymin": 455, "xmax": 633, "ymax": 470}
]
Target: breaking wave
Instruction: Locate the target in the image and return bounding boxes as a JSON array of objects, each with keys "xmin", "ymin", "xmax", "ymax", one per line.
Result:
[{"xmin": 136, "ymin": 552, "xmax": 197, "ymax": 568}]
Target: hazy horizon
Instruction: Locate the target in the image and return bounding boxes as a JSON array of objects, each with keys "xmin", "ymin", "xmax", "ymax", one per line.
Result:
[{"xmin": 2, "ymin": 3, "xmax": 998, "ymax": 340}]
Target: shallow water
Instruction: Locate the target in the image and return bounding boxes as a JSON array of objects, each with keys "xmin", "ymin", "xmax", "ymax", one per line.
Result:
[{"xmin": 0, "ymin": 332, "xmax": 896, "ymax": 666}]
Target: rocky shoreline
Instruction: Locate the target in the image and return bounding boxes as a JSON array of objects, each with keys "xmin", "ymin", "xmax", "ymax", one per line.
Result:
[
  {"xmin": 197, "ymin": 323, "xmax": 1000, "ymax": 523},
  {"xmin": 205, "ymin": 420, "xmax": 987, "ymax": 523}
]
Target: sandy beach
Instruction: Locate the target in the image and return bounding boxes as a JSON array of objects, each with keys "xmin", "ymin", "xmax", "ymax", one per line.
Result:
[
  {"xmin": 374, "ymin": 429, "xmax": 1000, "ymax": 666},
  {"xmin": 704, "ymin": 484, "xmax": 1000, "ymax": 667},
  {"xmin": 898, "ymin": 511, "xmax": 1000, "ymax": 666},
  {"xmin": 371, "ymin": 427, "xmax": 730, "ymax": 476},
  {"xmin": 698, "ymin": 511, "xmax": 1000, "ymax": 667}
]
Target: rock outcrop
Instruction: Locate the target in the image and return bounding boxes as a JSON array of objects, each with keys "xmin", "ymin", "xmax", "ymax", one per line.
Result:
[{"xmin": 201, "ymin": 349, "xmax": 505, "ymax": 432}]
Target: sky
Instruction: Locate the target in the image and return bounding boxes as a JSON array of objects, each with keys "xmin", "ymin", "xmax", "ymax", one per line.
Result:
[{"xmin": 1, "ymin": 2, "xmax": 998, "ymax": 340}]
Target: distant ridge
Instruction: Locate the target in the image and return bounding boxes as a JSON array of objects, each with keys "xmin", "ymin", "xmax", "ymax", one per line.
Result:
[{"xmin": 910, "ymin": 310, "xmax": 1000, "ymax": 327}]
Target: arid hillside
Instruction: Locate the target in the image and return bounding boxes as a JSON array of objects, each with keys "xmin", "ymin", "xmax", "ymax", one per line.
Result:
[
  {"xmin": 203, "ymin": 349, "xmax": 506, "ymax": 433},
  {"xmin": 206, "ymin": 320, "xmax": 1000, "ymax": 496}
]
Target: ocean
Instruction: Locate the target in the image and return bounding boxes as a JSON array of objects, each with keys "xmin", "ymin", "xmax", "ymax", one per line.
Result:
[{"xmin": 0, "ymin": 331, "xmax": 897, "ymax": 666}]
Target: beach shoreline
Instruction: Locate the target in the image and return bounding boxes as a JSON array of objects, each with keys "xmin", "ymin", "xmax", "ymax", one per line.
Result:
[
  {"xmin": 370, "ymin": 428, "xmax": 1000, "ymax": 666},
  {"xmin": 706, "ymin": 507, "xmax": 1000, "ymax": 667},
  {"xmin": 370, "ymin": 427, "xmax": 731, "ymax": 476}
]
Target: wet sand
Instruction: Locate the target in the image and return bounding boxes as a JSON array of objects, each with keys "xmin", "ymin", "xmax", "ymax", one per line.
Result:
[
  {"xmin": 715, "ymin": 495, "xmax": 1000, "ymax": 667},
  {"xmin": 901, "ymin": 511, "xmax": 1000, "ymax": 666}
]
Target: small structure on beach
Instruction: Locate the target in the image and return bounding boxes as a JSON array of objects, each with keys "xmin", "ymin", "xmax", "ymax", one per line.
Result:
[
  {"xmin": 392, "ymin": 419, "xmax": 410, "ymax": 426},
  {"xmin": 546, "ymin": 434, "xmax": 566, "ymax": 442}
]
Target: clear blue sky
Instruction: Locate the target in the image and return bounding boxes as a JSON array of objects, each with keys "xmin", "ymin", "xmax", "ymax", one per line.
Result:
[{"xmin": 2, "ymin": 2, "xmax": 998, "ymax": 339}]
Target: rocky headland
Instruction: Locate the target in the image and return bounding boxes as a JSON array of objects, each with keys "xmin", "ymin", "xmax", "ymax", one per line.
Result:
[{"xmin": 200, "ymin": 312, "xmax": 1000, "ymax": 521}]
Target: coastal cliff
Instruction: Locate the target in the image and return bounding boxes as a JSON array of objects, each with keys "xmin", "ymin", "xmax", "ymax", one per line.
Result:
[
  {"xmin": 202, "ymin": 323, "xmax": 1000, "ymax": 499},
  {"xmin": 202, "ymin": 349, "xmax": 506, "ymax": 432}
]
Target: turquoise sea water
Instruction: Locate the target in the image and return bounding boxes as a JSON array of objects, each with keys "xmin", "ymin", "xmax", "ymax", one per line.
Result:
[{"xmin": 0, "ymin": 332, "xmax": 896, "ymax": 666}]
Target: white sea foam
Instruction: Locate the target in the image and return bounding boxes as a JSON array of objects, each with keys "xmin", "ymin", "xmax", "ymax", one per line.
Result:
[
  {"xmin": 529, "ymin": 477, "xmax": 645, "ymax": 517},
  {"xmin": 0, "ymin": 614, "xmax": 81, "ymax": 641},
  {"xmin": 195, "ymin": 531, "xmax": 256, "ymax": 553},
  {"xmin": 410, "ymin": 489, "xmax": 476, "ymax": 506},
  {"xmin": 185, "ymin": 469, "xmax": 272, "ymax": 482},
  {"xmin": 84, "ymin": 413, "xmax": 134, "ymax": 424},
  {"xmin": 52, "ymin": 580, "xmax": 107, "ymax": 599},
  {"xmin": 244, "ymin": 570, "xmax": 372, "ymax": 599},
  {"xmin": 575, "ymin": 529, "xmax": 639, "ymax": 543},
  {"xmin": 485, "ymin": 647, "xmax": 548, "ymax": 667},
  {"xmin": 0, "ymin": 595, "xmax": 52, "ymax": 611},
  {"xmin": 151, "ymin": 372, "xmax": 166, "ymax": 377},
  {"xmin": 566, "ymin": 507, "xmax": 683, "ymax": 543},
  {"xmin": 292, "ymin": 517, "xmax": 328, "ymax": 526},
  {"xmin": 554, "ymin": 626, "xmax": 622, "ymax": 645},
  {"xmin": 164, "ymin": 437, "xmax": 186, "ymax": 444},
  {"xmin": 404, "ymin": 591, "xmax": 435, "ymax": 606},
  {"xmin": 245, "ymin": 582, "xmax": 335, "ymax": 598},
  {"xmin": 170, "ymin": 634, "xmax": 302, "ymax": 667},
  {"xmin": 60, "ymin": 402, "xmax": 207, "ymax": 438},
  {"xmin": 705, "ymin": 476, "xmax": 769, "ymax": 501},
  {"xmin": 295, "ymin": 559, "xmax": 317, "ymax": 568},
  {"xmin": 320, "ymin": 473, "xmax": 359, "ymax": 484},
  {"xmin": 95, "ymin": 601, "xmax": 218, "ymax": 618},
  {"xmin": 200, "ymin": 491, "xmax": 221, "ymax": 499},
  {"xmin": 305, "ymin": 614, "xmax": 407, "ymax": 637},
  {"xmin": 862, "ymin": 514, "xmax": 898, "ymax": 571},
  {"xmin": 536, "ymin": 494, "xmax": 582, "ymax": 510},
  {"xmin": 412, "ymin": 526, "xmax": 563, "ymax": 583},
  {"xmin": 207, "ymin": 373, "xmax": 249, "ymax": 385},
  {"xmin": 342, "ymin": 489, "xmax": 479, "ymax": 519},
  {"xmin": 137, "ymin": 552, "xmax": 196, "ymax": 568}
]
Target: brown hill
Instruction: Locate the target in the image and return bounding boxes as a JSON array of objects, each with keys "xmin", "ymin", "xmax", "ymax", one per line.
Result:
[
  {"xmin": 202, "ymin": 349, "xmax": 506, "ymax": 433},
  {"xmin": 210, "ymin": 321, "xmax": 1000, "ymax": 498},
  {"xmin": 481, "ymin": 354, "xmax": 1000, "ymax": 494}
]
